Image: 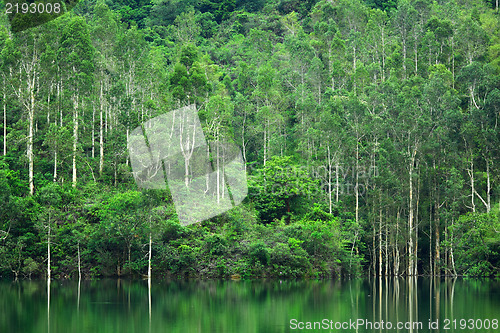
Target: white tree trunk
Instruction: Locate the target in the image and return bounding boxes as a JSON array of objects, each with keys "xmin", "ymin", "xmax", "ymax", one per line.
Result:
[
  {"xmin": 28, "ymin": 90, "xmax": 34, "ymax": 195},
  {"xmin": 99, "ymin": 82, "xmax": 104, "ymax": 176},
  {"xmin": 355, "ymin": 141, "xmax": 359, "ymax": 225},
  {"xmin": 72, "ymin": 96, "xmax": 79, "ymax": 188},
  {"xmin": 53, "ymin": 151, "xmax": 57, "ymax": 182},
  {"xmin": 92, "ymin": 105, "xmax": 95, "ymax": 159},
  {"xmin": 3, "ymin": 83, "xmax": 6, "ymax": 156},
  {"xmin": 78, "ymin": 242, "xmax": 81, "ymax": 280},
  {"xmin": 408, "ymin": 152, "xmax": 415, "ymax": 276},
  {"xmin": 486, "ymin": 159, "xmax": 491, "ymax": 213},
  {"xmin": 336, "ymin": 163, "xmax": 339, "ymax": 202},
  {"xmin": 327, "ymin": 146, "xmax": 332, "ymax": 214},
  {"xmin": 379, "ymin": 203, "xmax": 382, "ymax": 276},
  {"xmin": 47, "ymin": 218, "xmax": 51, "ymax": 281},
  {"xmin": 148, "ymin": 232, "xmax": 152, "ymax": 279}
]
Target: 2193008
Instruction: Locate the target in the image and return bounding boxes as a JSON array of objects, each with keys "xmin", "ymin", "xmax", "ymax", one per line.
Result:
[
  {"xmin": 5, "ymin": 2, "xmax": 61, "ymax": 14},
  {"xmin": 443, "ymin": 318, "xmax": 499, "ymax": 330}
]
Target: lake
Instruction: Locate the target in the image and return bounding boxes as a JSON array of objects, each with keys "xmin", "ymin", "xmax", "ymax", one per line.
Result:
[{"xmin": 1, "ymin": 278, "xmax": 499, "ymax": 332}]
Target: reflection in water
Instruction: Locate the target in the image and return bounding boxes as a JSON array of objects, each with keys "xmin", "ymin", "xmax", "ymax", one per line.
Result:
[
  {"xmin": 0, "ymin": 278, "xmax": 499, "ymax": 333},
  {"xmin": 47, "ymin": 279, "xmax": 50, "ymax": 333},
  {"xmin": 148, "ymin": 277, "xmax": 151, "ymax": 333},
  {"xmin": 77, "ymin": 277, "xmax": 81, "ymax": 313}
]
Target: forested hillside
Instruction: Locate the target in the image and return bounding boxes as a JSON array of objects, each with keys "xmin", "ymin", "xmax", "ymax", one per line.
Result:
[{"xmin": 0, "ymin": 0, "xmax": 499, "ymax": 279}]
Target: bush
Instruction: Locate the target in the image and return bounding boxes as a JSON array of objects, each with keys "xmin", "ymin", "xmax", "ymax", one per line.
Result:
[
  {"xmin": 205, "ymin": 234, "xmax": 227, "ymax": 255},
  {"xmin": 249, "ymin": 242, "xmax": 270, "ymax": 265},
  {"xmin": 162, "ymin": 220, "xmax": 187, "ymax": 242}
]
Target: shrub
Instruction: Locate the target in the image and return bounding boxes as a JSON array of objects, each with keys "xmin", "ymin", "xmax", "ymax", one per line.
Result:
[
  {"xmin": 249, "ymin": 242, "xmax": 270, "ymax": 266},
  {"xmin": 205, "ymin": 234, "xmax": 227, "ymax": 255}
]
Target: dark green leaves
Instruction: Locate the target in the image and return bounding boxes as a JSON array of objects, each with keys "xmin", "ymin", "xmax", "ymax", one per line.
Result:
[{"xmin": 5, "ymin": 0, "xmax": 78, "ymax": 33}]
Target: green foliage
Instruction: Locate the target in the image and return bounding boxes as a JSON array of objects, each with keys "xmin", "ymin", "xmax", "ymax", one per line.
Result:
[
  {"xmin": 205, "ymin": 234, "xmax": 227, "ymax": 255},
  {"xmin": 0, "ymin": 0, "xmax": 499, "ymax": 280},
  {"xmin": 249, "ymin": 156, "xmax": 318, "ymax": 222},
  {"xmin": 449, "ymin": 212, "xmax": 500, "ymax": 276},
  {"xmin": 249, "ymin": 241, "xmax": 270, "ymax": 265}
]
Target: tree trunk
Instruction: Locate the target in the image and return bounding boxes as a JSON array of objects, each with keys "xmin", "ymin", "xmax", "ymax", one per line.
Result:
[
  {"xmin": 335, "ymin": 163, "xmax": 340, "ymax": 202},
  {"xmin": 92, "ymin": 105, "xmax": 95, "ymax": 159},
  {"xmin": 355, "ymin": 140, "xmax": 359, "ymax": 226},
  {"xmin": 434, "ymin": 160, "xmax": 440, "ymax": 276},
  {"xmin": 379, "ymin": 200, "xmax": 383, "ymax": 277},
  {"xmin": 53, "ymin": 151, "xmax": 57, "ymax": 182},
  {"xmin": 216, "ymin": 130, "xmax": 220, "ymax": 204},
  {"xmin": 408, "ymin": 149, "xmax": 416, "ymax": 276},
  {"xmin": 429, "ymin": 199, "xmax": 433, "ymax": 276},
  {"xmin": 394, "ymin": 209, "xmax": 400, "ymax": 276},
  {"xmin": 486, "ymin": 159, "xmax": 491, "ymax": 213},
  {"xmin": 47, "ymin": 217, "xmax": 51, "ymax": 281},
  {"xmin": 3, "ymin": 82, "xmax": 6, "ymax": 156},
  {"xmin": 148, "ymin": 231, "xmax": 152, "ymax": 279},
  {"xmin": 241, "ymin": 107, "xmax": 247, "ymax": 172},
  {"xmin": 372, "ymin": 219, "xmax": 376, "ymax": 276},
  {"xmin": 179, "ymin": 107, "xmax": 197, "ymax": 188},
  {"xmin": 385, "ymin": 206, "xmax": 389, "ymax": 276},
  {"xmin": 72, "ymin": 96, "xmax": 78, "ymax": 188},
  {"xmin": 28, "ymin": 81, "xmax": 35, "ymax": 195},
  {"xmin": 381, "ymin": 27, "xmax": 386, "ymax": 82},
  {"xmin": 263, "ymin": 118, "xmax": 267, "ymax": 166},
  {"xmin": 450, "ymin": 219, "xmax": 457, "ymax": 277},
  {"xmin": 327, "ymin": 146, "xmax": 332, "ymax": 214},
  {"xmin": 402, "ymin": 38, "xmax": 407, "ymax": 79},
  {"xmin": 77, "ymin": 242, "xmax": 81, "ymax": 280},
  {"xmin": 99, "ymin": 82, "xmax": 104, "ymax": 176}
]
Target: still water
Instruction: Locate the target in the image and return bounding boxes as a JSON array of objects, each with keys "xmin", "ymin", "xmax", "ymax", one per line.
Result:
[{"xmin": 1, "ymin": 278, "xmax": 499, "ymax": 333}]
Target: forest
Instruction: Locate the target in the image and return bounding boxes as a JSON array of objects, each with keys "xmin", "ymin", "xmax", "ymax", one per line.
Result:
[{"xmin": 0, "ymin": 0, "xmax": 499, "ymax": 280}]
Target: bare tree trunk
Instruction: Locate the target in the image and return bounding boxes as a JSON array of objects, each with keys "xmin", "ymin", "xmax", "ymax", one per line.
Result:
[
  {"xmin": 263, "ymin": 119, "xmax": 267, "ymax": 166},
  {"xmin": 372, "ymin": 220, "xmax": 376, "ymax": 277},
  {"xmin": 450, "ymin": 219, "xmax": 457, "ymax": 277},
  {"xmin": 92, "ymin": 105, "xmax": 95, "ymax": 159},
  {"xmin": 444, "ymin": 221, "xmax": 449, "ymax": 274},
  {"xmin": 355, "ymin": 141, "xmax": 359, "ymax": 225},
  {"xmin": 336, "ymin": 163, "xmax": 340, "ymax": 202},
  {"xmin": 327, "ymin": 146, "xmax": 332, "ymax": 214},
  {"xmin": 379, "ymin": 199, "xmax": 383, "ymax": 277},
  {"xmin": 77, "ymin": 242, "xmax": 81, "ymax": 280},
  {"xmin": 414, "ymin": 168, "xmax": 420, "ymax": 276},
  {"xmin": 241, "ymin": 108, "xmax": 247, "ymax": 172},
  {"xmin": 385, "ymin": 206, "xmax": 389, "ymax": 276},
  {"xmin": 72, "ymin": 96, "xmax": 79, "ymax": 188},
  {"xmin": 99, "ymin": 82, "xmax": 104, "ymax": 176},
  {"xmin": 216, "ymin": 128, "xmax": 220, "ymax": 204},
  {"xmin": 434, "ymin": 160, "xmax": 441, "ymax": 276},
  {"xmin": 53, "ymin": 151, "xmax": 57, "ymax": 182},
  {"xmin": 179, "ymin": 107, "xmax": 197, "ymax": 188},
  {"xmin": 402, "ymin": 39, "xmax": 407, "ymax": 79},
  {"xmin": 148, "ymin": 232, "xmax": 152, "ymax": 279},
  {"xmin": 381, "ymin": 26, "xmax": 386, "ymax": 82},
  {"xmin": 47, "ymin": 217, "xmax": 51, "ymax": 281},
  {"xmin": 28, "ymin": 89, "xmax": 34, "ymax": 195},
  {"xmin": 394, "ymin": 209, "xmax": 400, "ymax": 276},
  {"xmin": 3, "ymin": 81, "xmax": 6, "ymax": 156},
  {"xmin": 15, "ymin": 41, "xmax": 39, "ymax": 196},
  {"xmin": 474, "ymin": 157, "xmax": 492, "ymax": 213},
  {"xmin": 486, "ymin": 158, "xmax": 491, "ymax": 213},
  {"xmin": 429, "ymin": 200, "xmax": 433, "ymax": 276},
  {"xmin": 408, "ymin": 149, "xmax": 416, "ymax": 276}
]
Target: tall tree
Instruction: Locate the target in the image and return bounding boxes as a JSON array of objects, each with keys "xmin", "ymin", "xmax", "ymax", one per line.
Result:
[{"xmin": 58, "ymin": 16, "xmax": 95, "ymax": 188}]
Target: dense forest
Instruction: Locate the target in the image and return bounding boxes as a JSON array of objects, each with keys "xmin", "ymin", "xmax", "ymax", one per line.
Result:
[{"xmin": 0, "ymin": 0, "xmax": 499, "ymax": 280}]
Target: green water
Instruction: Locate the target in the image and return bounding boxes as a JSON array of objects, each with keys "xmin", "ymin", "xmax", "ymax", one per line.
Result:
[{"xmin": 1, "ymin": 278, "xmax": 499, "ymax": 333}]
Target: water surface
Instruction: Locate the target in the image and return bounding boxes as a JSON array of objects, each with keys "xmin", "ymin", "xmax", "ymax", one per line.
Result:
[{"xmin": 1, "ymin": 278, "xmax": 499, "ymax": 332}]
